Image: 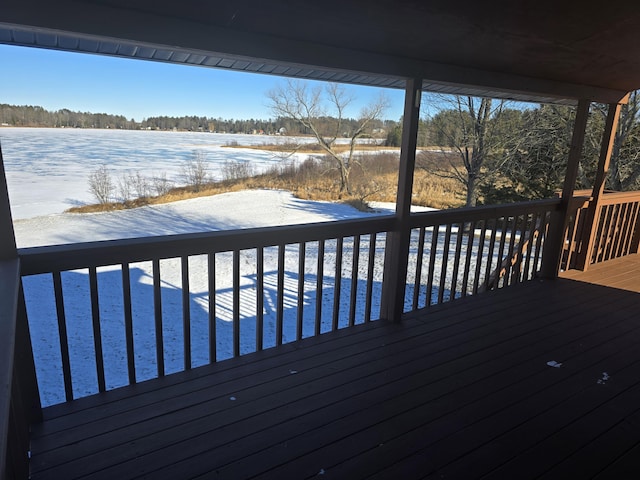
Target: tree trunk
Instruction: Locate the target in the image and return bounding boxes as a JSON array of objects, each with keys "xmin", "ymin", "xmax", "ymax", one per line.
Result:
[
  {"xmin": 466, "ymin": 173, "xmax": 476, "ymax": 207},
  {"xmin": 339, "ymin": 164, "xmax": 351, "ymax": 195}
]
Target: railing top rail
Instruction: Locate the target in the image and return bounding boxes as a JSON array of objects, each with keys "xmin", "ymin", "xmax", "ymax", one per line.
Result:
[
  {"xmin": 561, "ymin": 189, "xmax": 640, "ymax": 203},
  {"xmin": 408, "ymin": 198, "xmax": 562, "ymax": 229},
  {"xmin": 567, "ymin": 189, "xmax": 594, "ymax": 198},
  {"xmin": 19, "ymin": 197, "xmax": 575, "ymax": 277},
  {"xmin": 19, "ymin": 215, "xmax": 396, "ymax": 276},
  {"xmin": 597, "ymin": 190, "xmax": 640, "ymax": 205}
]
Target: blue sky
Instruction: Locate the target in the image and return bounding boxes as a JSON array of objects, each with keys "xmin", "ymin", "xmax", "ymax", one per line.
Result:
[{"xmin": 0, "ymin": 45, "xmax": 406, "ymax": 122}]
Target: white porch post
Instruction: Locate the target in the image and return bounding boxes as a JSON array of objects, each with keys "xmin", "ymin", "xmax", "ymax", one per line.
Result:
[{"xmin": 380, "ymin": 77, "xmax": 422, "ymax": 322}]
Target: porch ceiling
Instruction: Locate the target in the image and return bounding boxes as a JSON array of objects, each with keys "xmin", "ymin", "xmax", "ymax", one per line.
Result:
[{"xmin": 1, "ymin": 0, "xmax": 639, "ymax": 104}]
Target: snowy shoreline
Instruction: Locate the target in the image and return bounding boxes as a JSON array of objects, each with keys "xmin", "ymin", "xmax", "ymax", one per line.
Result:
[
  {"xmin": 14, "ymin": 189, "xmax": 363, "ymax": 246},
  {"xmin": 14, "ymin": 189, "xmax": 436, "ymax": 248}
]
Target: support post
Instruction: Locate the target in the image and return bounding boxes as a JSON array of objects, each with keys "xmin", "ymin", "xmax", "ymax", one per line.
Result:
[
  {"xmin": 576, "ymin": 97, "xmax": 626, "ymax": 269},
  {"xmin": 380, "ymin": 78, "xmax": 422, "ymax": 322},
  {"xmin": 0, "ymin": 144, "xmax": 17, "ymax": 261},
  {"xmin": 0, "ymin": 143, "xmax": 39, "ymax": 480},
  {"xmin": 540, "ymin": 99, "xmax": 590, "ymax": 278},
  {"xmin": 0, "ymin": 142, "xmax": 17, "ymax": 480}
]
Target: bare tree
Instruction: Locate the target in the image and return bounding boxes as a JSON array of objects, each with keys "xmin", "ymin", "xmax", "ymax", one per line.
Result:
[
  {"xmin": 181, "ymin": 151, "xmax": 210, "ymax": 191},
  {"xmin": 423, "ymin": 96, "xmax": 508, "ymax": 207},
  {"xmin": 117, "ymin": 173, "xmax": 133, "ymax": 203},
  {"xmin": 497, "ymin": 104, "xmax": 576, "ymax": 200},
  {"xmin": 117, "ymin": 170, "xmax": 154, "ymax": 203},
  {"xmin": 88, "ymin": 164, "xmax": 114, "ymax": 204},
  {"xmin": 130, "ymin": 171, "xmax": 152, "ymax": 199},
  {"xmin": 267, "ymin": 80, "xmax": 389, "ymax": 196}
]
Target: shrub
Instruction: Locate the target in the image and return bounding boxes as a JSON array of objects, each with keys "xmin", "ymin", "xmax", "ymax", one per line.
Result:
[
  {"xmin": 117, "ymin": 170, "xmax": 154, "ymax": 203},
  {"xmin": 117, "ymin": 173, "xmax": 133, "ymax": 203},
  {"xmin": 130, "ymin": 171, "xmax": 152, "ymax": 199},
  {"xmin": 88, "ymin": 164, "xmax": 114, "ymax": 204},
  {"xmin": 221, "ymin": 160, "xmax": 256, "ymax": 181},
  {"xmin": 152, "ymin": 172, "xmax": 173, "ymax": 196},
  {"xmin": 181, "ymin": 151, "xmax": 209, "ymax": 191}
]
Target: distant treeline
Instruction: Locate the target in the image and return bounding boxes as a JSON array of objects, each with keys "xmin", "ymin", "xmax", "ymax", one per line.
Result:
[{"xmin": 0, "ymin": 103, "xmax": 399, "ymax": 136}]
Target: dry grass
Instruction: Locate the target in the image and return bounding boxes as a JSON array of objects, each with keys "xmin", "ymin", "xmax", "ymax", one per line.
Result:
[
  {"xmin": 412, "ymin": 171, "xmax": 464, "ymax": 209},
  {"xmin": 68, "ymin": 151, "xmax": 466, "ymax": 214}
]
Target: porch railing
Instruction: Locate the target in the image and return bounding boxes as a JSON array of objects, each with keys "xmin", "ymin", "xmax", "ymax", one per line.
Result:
[
  {"xmin": 19, "ymin": 216, "xmax": 394, "ymax": 405},
  {"xmin": 16, "ymin": 199, "xmax": 562, "ymax": 408},
  {"xmin": 562, "ymin": 190, "xmax": 640, "ymax": 270},
  {"xmin": 404, "ymin": 199, "xmax": 557, "ymax": 310}
]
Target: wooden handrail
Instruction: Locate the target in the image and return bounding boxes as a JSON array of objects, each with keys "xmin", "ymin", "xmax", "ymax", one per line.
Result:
[
  {"xmin": 20, "ymin": 215, "xmax": 396, "ymax": 276},
  {"xmin": 597, "ymin": 190, "xmax": 640, "ymax": 205},
  {"xmin": 408, "ymin": 198, "xmax": 561, "ymax": 229},
  {"xmin": 558, "ymin": 195, "xmax": 592, "ymax": 271}
]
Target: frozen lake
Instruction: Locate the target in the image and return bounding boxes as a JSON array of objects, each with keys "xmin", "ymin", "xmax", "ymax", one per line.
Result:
[{"xmin": 0, "ymin": 127, "xmax": 313, "ymax": 219}]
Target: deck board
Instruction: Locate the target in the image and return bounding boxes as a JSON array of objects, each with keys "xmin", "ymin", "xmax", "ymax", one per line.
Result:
[
  {"xmin": 560, "ymin": 253, "xmax": 640, "ymax": 292},
  {"xmin": 29, "ymin": 259, "xmax": 640, "ymax": 479}
]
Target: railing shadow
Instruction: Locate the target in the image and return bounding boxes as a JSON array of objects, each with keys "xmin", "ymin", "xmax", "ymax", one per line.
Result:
[{"xmin": 22, "ymin": 261, "xmax": 384, "ymax": 407}]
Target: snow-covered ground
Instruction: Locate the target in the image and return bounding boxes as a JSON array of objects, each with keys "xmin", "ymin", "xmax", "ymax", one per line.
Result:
[
  {"xmin": 14, "ymin": 189, "xmax": 389, "ymax": 247},
  {"xmin": 19, "ymin": 190, "xmax": 405, "ymax": 406}
]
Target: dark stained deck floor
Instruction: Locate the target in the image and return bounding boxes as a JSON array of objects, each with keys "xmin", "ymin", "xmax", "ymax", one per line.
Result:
[{"xmin": 30, "ymin": 259, "xmax": 640, "ymax": 479}]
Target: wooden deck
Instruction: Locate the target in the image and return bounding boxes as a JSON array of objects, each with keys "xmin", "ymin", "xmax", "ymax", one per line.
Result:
[
  {"xmin": 29, "ymin": 262, "xmax": 640, "ymax": 479},
  {"xmin": 560, "ymin": 254, "xmax": 640, "ymax": 293}
]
